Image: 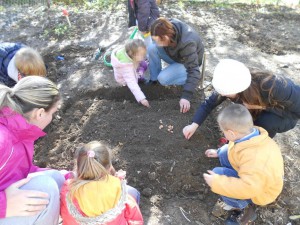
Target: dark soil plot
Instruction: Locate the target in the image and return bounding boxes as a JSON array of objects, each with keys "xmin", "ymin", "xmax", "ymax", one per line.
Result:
[{"xmin": 35, "ymin": 83, "xmax": 223, "ymax": 224}]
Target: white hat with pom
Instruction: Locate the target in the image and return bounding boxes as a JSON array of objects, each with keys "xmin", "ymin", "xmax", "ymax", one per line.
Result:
[{"xmin": 212, "ymin": 59, "xmax": 251, "ymax": 95}]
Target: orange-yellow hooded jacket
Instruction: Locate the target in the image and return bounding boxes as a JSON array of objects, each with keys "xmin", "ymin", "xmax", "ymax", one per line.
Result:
[{"xmin": 211, "ymin": 127, "xmax": 284, "ymax": 206}]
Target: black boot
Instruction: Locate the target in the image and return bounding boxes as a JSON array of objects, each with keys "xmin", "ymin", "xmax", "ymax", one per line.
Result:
[
  {"xmin": 225, "ymin": 204, "xmax": 257, "ymax": 225},
  {"xmin": 146, "ymin": 80, "xmax": 158, "ymax": 85}
]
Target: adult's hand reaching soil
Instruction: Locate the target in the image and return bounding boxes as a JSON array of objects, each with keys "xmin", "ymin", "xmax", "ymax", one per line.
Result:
[
  {"xmin": 5, "ymin": 178, "xmax": 49, "ymax": 217},
  {"xmin": 179, "ymin": 98, "xmax": 190, "ymax": 113},
  {"xmin": 183, "ymin": 122, "xmax": 199, "ymax": 139}
]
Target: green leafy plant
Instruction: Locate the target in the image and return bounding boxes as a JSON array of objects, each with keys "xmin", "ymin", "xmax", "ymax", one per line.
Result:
[
  {"xmin": 53, "ymin": 0, "xmax": 85, "ymax": 4},
  {"xmin": 83, "ymin": 0, "xmax": 119, "ymax": 10},
  {"xmin": 178, "ymin": 0, "xmax": 185, "ymax": 9},
  {"xmin": 54, "ymin": 23, "xmax": 68, "ymax": 36},
  {"xmin": 43, "ymin": 29, "xmax": 50, "ymax": 38}
]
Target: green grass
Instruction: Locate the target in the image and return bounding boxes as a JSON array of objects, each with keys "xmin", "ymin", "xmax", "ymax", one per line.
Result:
[
  {"xmin": 54, "ymin": 23, "xmax": 69, "ymax": 36},
  {"xmin": 1, "ymin": 0, "xmax": 298, "ymax": 8},
  {"xmin": 178, "ymin": 0, "xmax": 298, "ymax": 6}
]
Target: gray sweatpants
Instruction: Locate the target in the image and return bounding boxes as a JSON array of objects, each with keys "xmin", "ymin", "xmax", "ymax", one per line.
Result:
[{"xmin": 0, "ymin": 170, "xmax": 65, "ymax": 225}]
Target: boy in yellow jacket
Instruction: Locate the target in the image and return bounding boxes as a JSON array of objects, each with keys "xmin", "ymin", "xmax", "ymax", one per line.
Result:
[{"xmin": 203, "ymin": 104, "xmax": 284, "ymax": 225}]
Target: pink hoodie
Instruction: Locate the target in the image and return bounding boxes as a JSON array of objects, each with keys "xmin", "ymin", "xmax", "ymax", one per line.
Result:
[
  {"xmin": 111, "ymin": 48, "xmax": 146, "ymax": 102},
  {"xmin": 0, "ymin": 107, "xmax": 46, "ymax": 218}
]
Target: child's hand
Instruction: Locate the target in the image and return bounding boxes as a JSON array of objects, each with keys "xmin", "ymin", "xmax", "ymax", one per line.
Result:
[
  {"xmin": 59, "ymin": 170, "xmax": 75, "ymax": 180},
  {"xmin": 205, "ymin": 149, "xmax": 218, "ymax": 158},
  {"xmin": 179, "ymin": 98, "xmax": 190, "ymax": 113},
  {"xmin": 63, "ymin": 171, "xmax": 75, "ymax": 180},
  {"xmin": 115, "ymin": 169, "xmax": 126, "ymax": 180},
  {"xmin": 140, "ymin": 99, "xmax": 150, "ymax": 108},
  {"xmin": 203, "ymin": 170, "xmax": 215, "ymax": 187}
]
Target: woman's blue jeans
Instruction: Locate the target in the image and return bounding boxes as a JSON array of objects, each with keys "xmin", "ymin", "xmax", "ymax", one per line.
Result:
[
  {"xmin": 147, "ymin": 42, "xmax": 187, "ymax": 85},
  {"xmin": 213, "ymin": 147, "xmax": 252, "ymax": 209}
]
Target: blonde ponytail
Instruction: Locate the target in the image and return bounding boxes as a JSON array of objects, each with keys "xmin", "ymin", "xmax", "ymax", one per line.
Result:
[
  {"xmin": 0, "ymin": 85, "xmax": 19, "ymax": 112},
  {"xmin": 68, "ymin": 141, "xmax": 112, "ymax": 200},
  {"xmin": 0, "ymin": 76, "xmax": 59, "ymax": 115}
]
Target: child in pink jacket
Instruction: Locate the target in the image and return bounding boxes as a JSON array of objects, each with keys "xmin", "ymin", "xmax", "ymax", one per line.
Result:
[{"xmin": 111, "ymin": 39, "xmax": 150, "ymax": 108}]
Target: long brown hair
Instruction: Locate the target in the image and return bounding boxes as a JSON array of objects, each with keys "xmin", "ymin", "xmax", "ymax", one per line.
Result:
[
  {"xmin": 68, "ymin": 141, "xmax": 111, "ymax": 200},
  {"xmin": 236, "ymin": 69, "xmax": 287, "ymax": 117},
  {"xmin": 150, "ymin": 17, "xmax": 176, "ymax": 46}
]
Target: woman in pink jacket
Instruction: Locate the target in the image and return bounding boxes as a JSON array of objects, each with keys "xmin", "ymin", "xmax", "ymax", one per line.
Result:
[
  {"xmin": 111, "ymin": 39, "xmax": 150, "ymax": 108},
  {"xmin": 0, "ymin": 76, "xmax": 64, "ymax": 225},
  {"xmin": 60, "ymin": 141, "xmax": 143, "ymax": 225}
]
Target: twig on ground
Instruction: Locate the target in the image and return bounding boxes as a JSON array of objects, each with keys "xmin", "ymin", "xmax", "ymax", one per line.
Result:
[
  {"xmin": 179, "ymin": 207, "xmax": 191, "ymax": 222},
  {"xmin": 170, "ymin": 160, "xmax": 176, "ymax": 172},
  {"xmin": 290, "ymin": 215, "xmax": 300, "ymax": 220}
]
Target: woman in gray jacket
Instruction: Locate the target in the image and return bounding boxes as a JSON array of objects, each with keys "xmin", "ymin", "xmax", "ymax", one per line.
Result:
[{"xmin": 148, "ymin": 17, "xmax": 204, "ymax": 113}]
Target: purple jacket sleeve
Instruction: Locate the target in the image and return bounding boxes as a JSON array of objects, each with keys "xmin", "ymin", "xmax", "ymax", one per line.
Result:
[{"xmin": 0, "ymin": 191, "xmax": 7, "ymax": 218}]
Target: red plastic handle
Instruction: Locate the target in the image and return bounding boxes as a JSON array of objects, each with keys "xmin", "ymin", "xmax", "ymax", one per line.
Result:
[{"xmin": 62, "ymin": 9, "xmax": 69, "ymax": 16}]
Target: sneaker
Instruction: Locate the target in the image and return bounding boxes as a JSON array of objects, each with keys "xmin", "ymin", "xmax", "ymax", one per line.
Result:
[
  {"xmin": 212, "ymin": 199, "xmax": 237, "ymax": 217},
  {"xmin": 218, "ymin": 137, "xmax": 229, "ymax": 148},
  {"xmin": 138, "ymin": 76, "xmax": 146, "ymax": 84},
  {"xmin": 225, "ymin": 204, "xmax": 257, "ymax": 225},
  {"xmin": 145, "ymin": 80, "xmax": 158, "ymax": 86},
  {"xmin": 225, "ymin": 210, "xmax": 242, "ymax": 225}
]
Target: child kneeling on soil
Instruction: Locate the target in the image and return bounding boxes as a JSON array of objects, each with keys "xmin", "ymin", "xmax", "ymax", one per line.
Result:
[
  {"xmin": 60, "ymin": 141, "xmax": 143, "ymax": 225},
  {"xmin": 203, "ymin": 104, "xmax": 284, "ymax": 225},
  {"xmin": 111, "ymin": 39, "xmax": 150, "ymax": 108},
  {"xmin": 0, "ymin": 42, "xmax": 47, "ymax": 87}
]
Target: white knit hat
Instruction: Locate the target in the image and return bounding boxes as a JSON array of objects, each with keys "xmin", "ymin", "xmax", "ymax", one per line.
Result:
[{"xmin": 212, "ymin": 59, "xmax": 251, "ymax": 96}]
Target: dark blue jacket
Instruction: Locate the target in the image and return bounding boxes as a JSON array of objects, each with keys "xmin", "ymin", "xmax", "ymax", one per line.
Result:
[
  {"xmin": 166, "ymin": 19, "xmax": 204, "ymax": 100},
  {"xmin": 0, "ymin": 42, "xmax": 24, "ymax": 87},
  {"xmin": 128, "ymin": 0, "xmax": 160, "ymax": 32},
  {"xmin": 192, "ymin": 76, "xmax": 300, "ymax": 125}
]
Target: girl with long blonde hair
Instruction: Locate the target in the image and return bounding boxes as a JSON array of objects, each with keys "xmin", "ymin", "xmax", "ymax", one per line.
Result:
[{"xmin": 60, "ymin": 141, "xmax": 143, "ymax": 225}]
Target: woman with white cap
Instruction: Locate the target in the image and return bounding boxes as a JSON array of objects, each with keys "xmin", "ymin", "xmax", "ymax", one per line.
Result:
[{"xmin": 183, "ymin": 59, "xmax": 300, "ymax": 138}]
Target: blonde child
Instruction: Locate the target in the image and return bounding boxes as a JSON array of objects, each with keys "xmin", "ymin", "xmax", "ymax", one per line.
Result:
[
  {"xmin": 0, "ymin": 42, "xmax": 46, "ymax": 87},
  {"xmin": 60, "ymin": 141, "xmax": 143, "ymax": 225},
  {"xmin": 111, "ymin": 39, "xmax": 150, "ymax": 108},
  {"xmin": 203, "ymin": 104, "xmax": 284, "ymax": 225}
]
